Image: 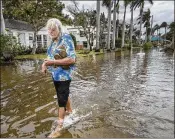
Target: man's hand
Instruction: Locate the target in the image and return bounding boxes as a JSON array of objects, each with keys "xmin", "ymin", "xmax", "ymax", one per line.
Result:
[{"xmin": 41, "ymin": 62, "xmax": 47, "ymax": 75}]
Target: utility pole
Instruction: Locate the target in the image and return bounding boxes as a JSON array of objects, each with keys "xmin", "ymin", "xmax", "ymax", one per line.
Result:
[{"xmin": 0, "ymin": 0, "xmax": 6, "ymax": 35}]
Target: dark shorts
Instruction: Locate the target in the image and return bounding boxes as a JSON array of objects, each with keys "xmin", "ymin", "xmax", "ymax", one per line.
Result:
[{"xmin": 53, "ymin": 80, "xmax": 71, "ymax": 108}]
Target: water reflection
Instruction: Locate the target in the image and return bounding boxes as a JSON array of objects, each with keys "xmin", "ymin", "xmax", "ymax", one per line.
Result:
[{"xmin": 1, "ymin": 48, "xmax": 174, "ymax": 138}]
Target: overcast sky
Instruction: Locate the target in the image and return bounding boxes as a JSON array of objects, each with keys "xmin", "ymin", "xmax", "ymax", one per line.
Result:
[{"xmin": 61, "ymin": 1, "xmax": 174, "ymax": 34}]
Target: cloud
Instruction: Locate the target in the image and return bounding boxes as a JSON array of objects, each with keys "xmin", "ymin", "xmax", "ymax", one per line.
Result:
[{"xmin": 61, "ymin": 0, "xmax": 174, "ymax": 34}]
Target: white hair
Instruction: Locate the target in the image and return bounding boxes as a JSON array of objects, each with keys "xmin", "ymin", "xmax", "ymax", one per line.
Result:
[{"xmin": 46, "ymin": 18, "xmax": 64, "ymax": 36}]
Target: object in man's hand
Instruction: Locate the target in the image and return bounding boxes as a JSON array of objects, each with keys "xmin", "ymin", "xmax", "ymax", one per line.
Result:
[{"xmin": 54, "ymin": 49, "xmax": 70, "ymax": 70}]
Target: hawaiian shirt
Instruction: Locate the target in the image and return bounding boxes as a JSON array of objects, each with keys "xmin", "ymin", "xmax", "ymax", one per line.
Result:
[{"xmin": 47, "ymin": 33, "xmax": 76, "ymax": 81}]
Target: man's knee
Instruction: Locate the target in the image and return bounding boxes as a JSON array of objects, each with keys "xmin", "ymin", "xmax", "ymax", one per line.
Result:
[{"xmin": 58, "ymin": 94, "xmax": 68, "ymax": 107}]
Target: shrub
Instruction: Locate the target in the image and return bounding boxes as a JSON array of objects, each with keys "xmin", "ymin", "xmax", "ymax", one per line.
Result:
[
  {"xmin": 36, "ymin": 46, "xmax": 47, "ymax": 54},
  {"xmin": 115, "ymin": 38, "xmax": 122, "ymax": 48},
  {"xmin": 125, "ymin": 40, "xmax": 130, "ymax": 44},
  {"xmin": 152, "ymin": 41, "xmax": 158, "ymax": 47},
  {"xmin": 76, "ymin": 49, "xmax": 90, "ymax": 54},
  {"xmin": 0, "ymin": 34, "xmax": 21, "ymax": 61},
  {"xmin": 132, "ymin": 43, "xmax": 140, "ymax": 47},
  {"xmin": 143, "ymin": 42, "xmax": 153, "ymax": 50}
]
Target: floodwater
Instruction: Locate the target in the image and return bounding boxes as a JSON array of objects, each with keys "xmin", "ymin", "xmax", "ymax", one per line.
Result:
[{"xmin": 1, "ymin": 48, "xmax": 174, "ymax": 138}]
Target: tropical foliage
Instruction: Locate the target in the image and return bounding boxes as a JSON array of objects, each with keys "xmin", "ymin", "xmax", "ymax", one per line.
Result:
[
  {"xmin": 137, "ymin": 8, "xmax": 151, "ymax": 42},
  {"xmin": 160, "ymin": 22, "xmax": 168, "ymax": 44},
  {"xmin": 67, "ymin": 2, "xmax": 97, "ymax": 51}
]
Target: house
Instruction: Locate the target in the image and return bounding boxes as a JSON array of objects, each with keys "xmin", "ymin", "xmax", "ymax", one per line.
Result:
[
  {"xmin": 66, "ymin": 26, "xmax": 87, "ymax": 50},
  {"xmin": 38, "ymin": 26, "xmax": 88, "ymax": 50},
  {"xmin": 36, "ymin": 27, "xmax": 50, "ymax": 48},
  {"xmin": 5, "ymin": 19, "xmax": 89, "ymax": 50},
  {"xmin": 5, "ymin": 19, "xmax": 35, "ymax": 48},
  {"xmin": 5, "ymin": 19, "xmax": 51, "ymax": 48}
]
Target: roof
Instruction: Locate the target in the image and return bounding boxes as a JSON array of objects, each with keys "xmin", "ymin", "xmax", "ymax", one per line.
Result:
[{"xmin": 5, "ymin": 19, "xmax": 34, "ymax": 31}]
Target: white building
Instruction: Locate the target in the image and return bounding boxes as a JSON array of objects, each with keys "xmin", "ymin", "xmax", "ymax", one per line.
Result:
[
  {"xmin": 5, "ymin": 19, "xmax": 89, "ymax": 50},
  {"xmin": 5, "ymin": 19, "xmax": 34, "ymax": 48},
  {"xmin": 66, "ymin": 26, "xmax": 87, "ymax": 49},
  {"xmin": 37, "ymin": 27, "xmax": 50, "ymax": 48}
]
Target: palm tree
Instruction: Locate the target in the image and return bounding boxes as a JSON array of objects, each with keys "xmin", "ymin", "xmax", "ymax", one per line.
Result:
[
  {"xmin": 99, "ymin": 12, "xmax": 107, "ymax": 49},
  {"xmin": 112, "ymin": 0, "xmax": 116, "ymax": 49},
  {"xmin": 149, "ymin": 15, "xmax": 153, "ymax": 42},
  {"xmin": 130, "ymin": 1, "xmax": 134, "ymax": 48},
  {"xmin": 121, "ymin": 0, "xmax": 130, "ymax": 48},
  {"xmin": 143, "ymin": 9, "xmax": 151, "ymax": 42},
  {"xmin": 138, "ymin": 9, "xmax": 151, "ymax": 42},
  {"xmin": 153, "ymin": 24, "xmax": 159, "ymax": 36},
  {"xmin": 135, "ymin": 30, "xmax": 141, "ymax": 40},
  {"xmin": 116, "ymin": 4, "xmax": 120, "ymax": 39},
  {"xmin": 131, "ymin": 0, "xmax": 153, "ymax": 45},
  {"xmin": 169, "ymin": 22, "xmax": 175, "ymax": 48},
  {"xmin": 102, "ymin": 0, "xmax": 113, "ymax": 51},
  {"xmin": 0, "ymin": 0, "xmax": 6, "ymax": 35},
  {"xmin": 160, "ymin": 22, "xmax": 168, "ymax": 45},
  {"xmin": 95, "ymin": 0, "xmax": 100, "ymax": 52},
  {"xmin": 112, "ymin": 0, "xmax": 119, "ymax": 50},
  {"xmin": 152, "ymin": 24, "xmax": 161, "ymax": 44}
]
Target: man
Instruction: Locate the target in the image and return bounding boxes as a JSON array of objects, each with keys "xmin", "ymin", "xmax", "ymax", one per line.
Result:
[{"xmin": 41, "ymin": 18, "xmax": 76, "ymax": 138}]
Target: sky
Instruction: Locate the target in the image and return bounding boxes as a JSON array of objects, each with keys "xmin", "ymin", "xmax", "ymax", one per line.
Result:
[{"xmin": 61, "ymin": 1, "xmax": 174, "ymax": 35}]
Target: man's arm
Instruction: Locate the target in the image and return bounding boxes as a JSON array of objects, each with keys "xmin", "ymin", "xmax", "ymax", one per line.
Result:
[{"xmin": 43, "ymin": 57, "xmax": 75, "ymax": 66}]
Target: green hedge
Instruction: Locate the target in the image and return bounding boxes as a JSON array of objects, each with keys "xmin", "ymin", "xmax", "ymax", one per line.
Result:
[
  {"xmin": 0, "ymin": 34, "xmax": 21, "ymax": 59},
  {"xmin": 143, "ymin": 42, "xmax": 153, "ymax": 50}
]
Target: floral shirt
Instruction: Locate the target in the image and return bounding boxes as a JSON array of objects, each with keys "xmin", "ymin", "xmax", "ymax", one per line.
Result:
[{"xmin": 47, "ymin": 33, "xmax": 76, "ymax": 81}]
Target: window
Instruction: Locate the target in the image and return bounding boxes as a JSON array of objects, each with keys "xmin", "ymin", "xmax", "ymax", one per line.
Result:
[
  {"xmin": 43, "ymin": 35, "xmax": 47, "ymax": 47},
  {"xmin": 43, "ymin": 35, "xmax": 47, "ymax": 41},
  {"xmin": 80, "ymin": 31, "xmax": 85, "ymax": 37},
  {"xmin": 37, "ymin": 35, "xmax": 41, "ymax": 41},
  {"xmin": 83, "ymin": 41, "xmax": 87, "ymax": 48},
  {"xmin": 29, "ymin": 33, "xmax": 33, "ymax": 40},
  {"xmin": 37, "ymin": 35, "xmax": 42, "ymax": 47}
]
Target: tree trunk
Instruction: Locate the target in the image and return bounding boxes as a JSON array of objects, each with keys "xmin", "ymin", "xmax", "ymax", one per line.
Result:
[
  {"xmin": 158, "ymin": 29, "xmax": 160, "ymax": 44},
  {"xmin": 0, "ymin": 0, "xmax": 6, "ymax": 35},
  {"xmin": 121, "ymin": 6, "xmax": 127, "ymax": 48},
  {"xmin": 145, "ymin": 27, "xmax": 147, "ymax": 42},
  {"xmin": 116, "ymin": 12, "xmax": 119, "ymax": 39},
  {"xmin": 32, "ymin": 31, "xmax": 37, "ymax": 54},
  {"xmin": 165, "ymin": 27, "xmax": 166, "ymax": 45},
  {"xmin": 112, "ymin": 0, "xmax": 117, "ymax": 50},
  {"xmin": 139, "ymin": 4, "xmax": 143, "ymax": 45},
  {"xmin": 150, "ymin": 15, "xmax": 153, "ymax": 42},
  {"xmin": 95, "ymin": 0, "xmax": 100, "ymax": 52},
  {"xmin": 107, "ymin": 1, "xmax": 112, "ymax": 51},
  {"xmin": 130, "ymin": 5, "xmax": 133, "ymax": 48},
  {"xmin": 172, "ymin": 32, "xmax": 174, "ymax": 49},
  {"xmin": 88, "ymin": 32, "xmax": 92, "ymax": 51}
]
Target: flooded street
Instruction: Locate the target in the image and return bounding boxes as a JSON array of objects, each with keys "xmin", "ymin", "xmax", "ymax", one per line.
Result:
[{"xmin": 1, "ymin": 48, "xmax": 174, "ymax": 138}]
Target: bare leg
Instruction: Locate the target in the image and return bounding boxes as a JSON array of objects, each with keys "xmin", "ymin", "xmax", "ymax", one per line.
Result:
[
  {"xmin": 66, "ymin": 97, "xmax": 72, "ymax": 113},
  {"xmin": 48, "ymin": 107, "xmax": 65, "ymax": 138},
  {"xmin": 58, "ymin": 107, "xmax": 65, "ymax": 120}
]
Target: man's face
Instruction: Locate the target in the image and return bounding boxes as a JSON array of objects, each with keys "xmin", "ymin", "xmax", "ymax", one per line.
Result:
[{"xmin": 48, "ymin": 27, "xmax": 59, "ymax": 39}]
